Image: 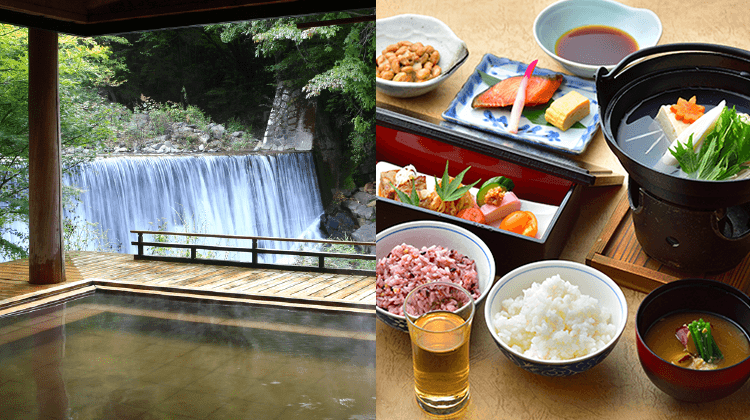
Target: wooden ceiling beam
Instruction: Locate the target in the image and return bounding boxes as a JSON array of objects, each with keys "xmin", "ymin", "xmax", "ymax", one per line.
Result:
[
  {"xmin": 0, "ymin": 0, "xmax": 87, "ymax": 23},
  {"xmin": 0, "ymin": 0, "xmax": 374, "ymax": 35}
]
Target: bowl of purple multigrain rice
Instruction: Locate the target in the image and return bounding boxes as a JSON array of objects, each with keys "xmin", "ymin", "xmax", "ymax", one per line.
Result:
[{"xmin": 376, "ymin": 220, "xmax": 496, "ymax": 331}]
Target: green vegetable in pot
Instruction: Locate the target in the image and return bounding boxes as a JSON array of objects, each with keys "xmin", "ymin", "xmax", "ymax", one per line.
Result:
[{"xmin": 670, "ymin": 106, "xmax": 750, "ymax": 180}]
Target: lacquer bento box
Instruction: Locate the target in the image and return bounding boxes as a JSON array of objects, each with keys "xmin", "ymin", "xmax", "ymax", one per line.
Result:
[{"xmin": 376, "ymin": 105, "xmax": 621, "ymax": 277}]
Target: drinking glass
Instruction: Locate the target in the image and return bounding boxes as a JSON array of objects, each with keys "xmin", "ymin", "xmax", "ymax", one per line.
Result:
[{"xmin": 403, "ymin": 281, "xmax": 475, "ymax": 415}]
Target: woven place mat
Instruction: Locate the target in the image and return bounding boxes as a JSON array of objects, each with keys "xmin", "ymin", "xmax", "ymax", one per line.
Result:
[{"xmin": 586, "ymin": 195, "xmax": 750, "ymax": 295}]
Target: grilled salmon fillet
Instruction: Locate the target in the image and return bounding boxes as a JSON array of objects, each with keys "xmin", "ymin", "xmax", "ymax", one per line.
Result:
[{"xmin": 472, "ymin": 74, "xmax": 563, "ymax": 108}]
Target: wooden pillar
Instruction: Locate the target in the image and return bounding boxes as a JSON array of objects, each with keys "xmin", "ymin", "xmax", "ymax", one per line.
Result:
[{"xmin": 28, "ymin": 28, "xmax": 65, "ymax": 284}]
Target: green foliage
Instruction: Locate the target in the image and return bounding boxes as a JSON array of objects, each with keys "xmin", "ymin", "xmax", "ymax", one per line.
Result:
[
  {"xmin": 100, "ymin": 27, "xmax": 276, "ymax": 132},
  {"xmin": 146, "ymin": 208, "xmax": 223, "ymax": 260},
  {"xmin": 209, "ymin": 10, "xmax": 375, "ymax": 166},
  {"xmin": 435, "ymin": 161, "xmax": 481, "ymax": 202},
  {"xmin": 0, "ymin": 28, "xmax": 32, "ymax": 257},
  {"xmin": 229, "ymin": 138, "xmax": 251, "ymax": 151},
  {"xmin": 225, "ymin": 116, "xmax": 252, "ymax": 135},
  {"xmin": 143, "ymin": 96, "xmax": 209, "ymax": 133},
  {"xmin": 146, "ymin": 217, "xmax": 172, "ymax": 257},
  {"xmin": 291, "ymin": 236, "xmax": 375, "ymax": 271},
  {"xmin": 392, "ymin": 179, "xmax": 420, "ymax": 206},
  {"xmin": 342, "ymin": 173, "xmax": 357, "ymax": 191},
  {"xmin": 0, "ymin": 24, "xmax": 127, "ymax": 258},
  {"xmin": 113, "ymin": 95, "xmax": 218, "ymax": 149},
  {"xmin": 63, "ymin": 217, "xmax": 121, "ymax": 253}
]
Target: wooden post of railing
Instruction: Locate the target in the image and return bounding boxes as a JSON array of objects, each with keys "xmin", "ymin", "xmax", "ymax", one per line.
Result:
[
  {"xmin": 319, "ymin": 254, "xmax": 325, "ymax": 269},
  {"xmin": 190, "ymin": 246, "xmax": 196, "ymax": 260},
  {"xmin": 252, "ymin": 238, "xmax": 258, "ymax": 264},
  {"xmin": 137, "ymin": 232, "xmax": 144, "ymax": 256}
]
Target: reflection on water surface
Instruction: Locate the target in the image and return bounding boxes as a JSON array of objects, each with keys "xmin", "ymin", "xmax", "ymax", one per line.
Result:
[{"xmin": 0, "ymin": 292, "xmax": 375, "ymax": 419}]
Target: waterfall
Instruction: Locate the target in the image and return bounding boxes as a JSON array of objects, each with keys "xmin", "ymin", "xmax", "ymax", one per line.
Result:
[{"xmin": 63, "ymin": 152, "xmax": 325, "ymax": 262}]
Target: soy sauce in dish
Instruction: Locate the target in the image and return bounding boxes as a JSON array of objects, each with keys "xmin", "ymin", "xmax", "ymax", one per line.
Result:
[{"xmin": 555, "ymin": 25, "xmax": 638, "ymax": 66}]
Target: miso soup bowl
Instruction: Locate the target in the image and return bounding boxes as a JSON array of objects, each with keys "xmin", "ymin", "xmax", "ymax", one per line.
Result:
[
  {"xmin": 484, "ymin": 260, "xmax": 627, "ymax": 376},
  {"xmin": 636, "ymin": 279, "xmax": 750, "ymax": 402},
  {"xmin": 533, "ymin": 0, "xmax": 662, "ymax": 78}
]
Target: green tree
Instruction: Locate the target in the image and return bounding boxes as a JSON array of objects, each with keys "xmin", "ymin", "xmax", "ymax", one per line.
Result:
[
  {"xmin": 0, "ymin": 24, "xmax": 127, "ymax": 260},
  {"xmin": 208, "ymin": 11, "xmax": 375, "ymax": 166},
  {"xmin": 99, "ymin": 27, "xmax": 276, "ymax": 132},
  {"xmin": 0, "ymin": 26, "xmax": 30, "ymax": 258}
]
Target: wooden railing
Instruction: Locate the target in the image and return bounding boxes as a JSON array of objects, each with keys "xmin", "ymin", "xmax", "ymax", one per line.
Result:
[{"xmin": 131, "ymin": 230, "xmax": 376, "ymax": 276}]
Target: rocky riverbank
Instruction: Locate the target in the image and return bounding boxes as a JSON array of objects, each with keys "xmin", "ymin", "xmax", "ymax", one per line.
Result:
[
  {"xmin": 320, "ymin": 182, "xmax": 376, "ymax": 254},
  {"xmin": 63, "ymin": 120, "xmax": 272, "ymax": 156}
]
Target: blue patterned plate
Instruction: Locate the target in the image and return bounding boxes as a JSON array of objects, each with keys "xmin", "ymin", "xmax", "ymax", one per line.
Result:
[{"xmin": 442, "ymin": 54, "xmax": 600, "ymax": 154}]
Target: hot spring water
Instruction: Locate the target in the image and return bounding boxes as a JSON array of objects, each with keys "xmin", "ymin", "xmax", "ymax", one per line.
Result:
[
  {"xmin": 0, "ymin": 291, "xmax": 375, "ymax": 418},
  {"xmin": 63, "ymin": 152, "xmax": 325, "ymax": 262}
]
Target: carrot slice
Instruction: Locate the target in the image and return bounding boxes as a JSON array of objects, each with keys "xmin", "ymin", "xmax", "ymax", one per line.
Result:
[{"xmin": 670, "ymin": 96, "xmax": 705, "ymax": 124}]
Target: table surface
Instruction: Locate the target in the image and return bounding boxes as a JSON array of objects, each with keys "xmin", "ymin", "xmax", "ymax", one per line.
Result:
[{"xmin": 375, "ymin": 0, "xmax": 750, "ymax": 418}]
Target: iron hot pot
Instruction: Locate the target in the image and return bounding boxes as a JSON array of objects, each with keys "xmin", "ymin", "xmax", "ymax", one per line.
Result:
[{"xmin": 597, "ymin": 43, "xmax": 750, "ymax": 272}]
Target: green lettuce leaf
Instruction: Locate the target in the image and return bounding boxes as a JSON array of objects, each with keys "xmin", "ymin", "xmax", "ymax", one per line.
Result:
[{"xmin": 670, "ymin": 107, "xmax": 750, "ymax": 180}]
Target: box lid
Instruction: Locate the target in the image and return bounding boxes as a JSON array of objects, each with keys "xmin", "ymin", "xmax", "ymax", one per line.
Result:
[{"xmin": 377, "ymin": 103, "xmax": 623, "ymax": 187}]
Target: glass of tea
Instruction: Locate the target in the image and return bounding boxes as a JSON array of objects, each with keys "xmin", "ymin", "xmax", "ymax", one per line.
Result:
[{"xmin": 403, "ymin": 281, "xmax": 475, "ymax": 416}]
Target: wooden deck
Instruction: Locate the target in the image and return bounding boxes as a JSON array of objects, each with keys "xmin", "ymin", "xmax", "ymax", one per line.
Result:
[{"xmin": 0, "ymin": 251, "xmax": 374, "ymax": 314}]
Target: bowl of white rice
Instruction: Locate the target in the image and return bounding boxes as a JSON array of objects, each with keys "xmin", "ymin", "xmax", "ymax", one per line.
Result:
[
  {"xmin": 483, "ymin": 260, "xmax": 627, "ymax": 376},
  {"xmin": 376, "ymin": 220, "xmax": 496, "ymax": 332}
]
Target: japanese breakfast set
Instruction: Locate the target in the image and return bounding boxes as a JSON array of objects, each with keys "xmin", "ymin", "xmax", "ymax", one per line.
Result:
[{"xmin": 376, "ymin": 0, "xmax": 750, "ymax": 415}]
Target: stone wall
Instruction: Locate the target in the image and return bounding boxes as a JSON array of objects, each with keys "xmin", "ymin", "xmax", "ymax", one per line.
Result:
[
  {"xmin": 256, "ymin": 81, "xmax": 375, "ymax": 246},
  {"xmin": 256, "ymin": 82, "xmax": 314, "ymax": 152}
]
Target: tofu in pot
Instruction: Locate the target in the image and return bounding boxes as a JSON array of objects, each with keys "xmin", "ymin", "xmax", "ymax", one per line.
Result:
[
  {"xmin": 655, "ymin": 100, "xmax": 750, "ymax": 143},
  {"xmin": 656, "ymin": 105, "xmax": 692, "ymax": 143}
]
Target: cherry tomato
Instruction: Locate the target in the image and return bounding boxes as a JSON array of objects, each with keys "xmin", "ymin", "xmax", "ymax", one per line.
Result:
[
  {"xmin": 498, "ymin": 210, "xmax": 538, "ymax": 237},
  {"xmin": 457, "ymin": 207, "xmax": 486, "ymax": 224}
]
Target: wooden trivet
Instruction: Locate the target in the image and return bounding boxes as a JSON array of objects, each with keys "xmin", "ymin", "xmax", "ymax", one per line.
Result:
[{"xmin": 586, "ymin": 195, "xmax": 750, "ymax": 295}]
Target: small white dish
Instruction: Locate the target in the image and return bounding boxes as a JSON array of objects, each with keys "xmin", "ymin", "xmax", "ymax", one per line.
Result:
[
  {"xmin": 376, "ymin": 14, "xmax": 469, "ymax": 98},
  {"xmin": 533, "ymin": 0, "xmax": 662, "ymax": 78}
]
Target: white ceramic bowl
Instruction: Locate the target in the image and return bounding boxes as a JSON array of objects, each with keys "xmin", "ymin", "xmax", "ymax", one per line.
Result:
[
  {"xmin": 533, "ymin": 0, "xmax": 662, "ymax": 78},
  {"xmin": 484, "ymin": 260, "xmax": 628, "ymax": 376},
  {"xmin": 376, "ymin": 14, "xmax": 469, "ymax": 98},
  {"xmin": 375, "ymin": 220, "xmax": 496, "ymax": 331}
]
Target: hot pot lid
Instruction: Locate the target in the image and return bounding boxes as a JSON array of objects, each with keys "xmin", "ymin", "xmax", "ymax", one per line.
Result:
[
  {"xmin": 376, "ymin": 103, "xmax": 623, "ymax": 187},
  {"xmin": 596, "ymin": 43, "xmax": 750, "ymax": 209}
]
